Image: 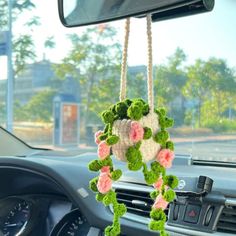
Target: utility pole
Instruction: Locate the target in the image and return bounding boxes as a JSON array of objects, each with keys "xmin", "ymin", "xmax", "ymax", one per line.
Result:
[{"xmin": 6, "ymin": 0, "xmax": 13, "ymax": 132}]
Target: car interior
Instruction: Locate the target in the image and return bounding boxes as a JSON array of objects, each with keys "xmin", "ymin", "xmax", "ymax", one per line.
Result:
[{"xmin": 0, "ymin": 0, "xmax": 236, "ymax": 236}]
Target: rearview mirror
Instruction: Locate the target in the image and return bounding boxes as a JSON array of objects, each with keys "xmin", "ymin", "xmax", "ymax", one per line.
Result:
[{"xmin": 58, "ymin": 0, "xmax": 215, "ymax": 27}]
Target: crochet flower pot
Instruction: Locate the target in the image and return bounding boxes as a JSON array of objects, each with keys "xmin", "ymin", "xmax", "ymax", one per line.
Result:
[
  {"xmin": 89, "ymin": 99, "xmax": 178, "ymax": 236},
  {"xmin": 88, "ymin": 16, "xmax": 178, "ymax": 236}
]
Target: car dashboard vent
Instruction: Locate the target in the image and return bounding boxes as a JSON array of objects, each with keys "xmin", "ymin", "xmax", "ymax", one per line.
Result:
[
  {"xmin": 115, "ymin": 187, "xmax": 169, "ymax": 218},
  {"xmin": 217, "ymin": 205, "xmax": 236, "ymax": 233}
]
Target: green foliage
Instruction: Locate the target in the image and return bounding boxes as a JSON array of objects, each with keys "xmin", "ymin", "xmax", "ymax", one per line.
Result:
[
  {"xmin": 88, "ymin": 160, "xmax": 101, "ymax": 172},
  {"xmin": 151, "ymin": 161, "xmax": 163, "ymax": 175},
  {"xmin": 143, "ymin": 104, "xmax": 150, "ymax": 115},
  {"xmin": 114, "ymin": 203, "xmax": 127, "ymax": 217},
  {"xmin": 160, "ymin": 230, "xmax": 170, "ymax": 236},
  {"xmin": 155, "ymin": 108, "xmax": 166, "ymax": 117},
  {"xmin": 164, "ymin": 117, "xmax": 174, "ymax": 128},
  {"xmin": 99, "ymin": 133, "xmax": 108, "ymax": 141},
  {"xmin": 54, "ymin": 26, "xmax": 122, "ymax": 126},
  {"xmin": 203, "ymin": 118, "xmax": 236, "ymax": 132},
  {"xmin": 127, "ymin": 103, "xmax": 143, "ymax": 120},
  {"xmin": 125, "ymin": 146, "xmax": 142, "ymax": 163},
  {"xmin": 154, "ymin": 48, "xmax": 187, "ymax": 126},
  {"xmin": 154, "ymin": 130, "xmax": 169, "ymax": 145},
  {"xmin": 166, "ymin": 141, "xmax": 174, "ymax": 151},
  {"xmin": 103, "ymin": 190, "xmax": 116, "ymax": 206},
  {"xmin": 142, "ymin": 163, "xmax": 159, "ymax": 185},
  {"xmin": 143, "ymin": 170, "xmax": 158, "ymax": 185},
  {"xmin": 164, "ymin": 175, "xmax": 179, "ymax": 189},
  {"xmin": 20, "ymin": 90, "xmax": 56, "ymax": 122},
  {"xmin": 127, "ymin": 160, "xmax": 143, "ymax": 171},
  {"xmin": 89, "ymin": 177, "xmax": 98, "ymax": 192},
  {"xmin": 101, "ymin": 110, "xmax": 115, "ymax": 124},
  {"xmin": 96, "ymin": 193, "xmax": 105, "ymax": 202},
  {"xmin": 106, "ymin": 135, "xmax": 119, "ymax": 145},
  {"xmin": 143, "ymin": 127, "xmax": 152, "ymax": 139},
  {"xmin": 111, "ymin": 169, "xmax": 122, "ymax": 181},
  {"xmin": 126, "ymin": 145, "xmax": 143, "ymax": 171},
  {"xmin": 150, "ymin": 209, "xmax": 167, "ymax": 221},
  {"xmin": 164, "ymin": 189, "xmax": 176, "ymax": 202},
  {"xmin": 124, "ymin": 98, "xmax": 132, "ymax": 106},
  {"xmin": 0, "ymin": 1, "xmax": 38, "ymax": 75},
  {"xmin": 149, "ymin": 220, "xmax": 165, "ymax": 231},
  {"xmin": 105, "ymin": 225, "xmax": 120, "ymax": 236},
  {"xmin": 135, "ymin": 141, "xmax": 142, "ymax": 149},
  {"xmin": 115, "ymin": 102, "xmax": 128, "ymax": 118},
  {"xmin": 150, "ymin": 190, "xmax": 160, "ymax": 199},
  {"xmin": 44, "ymin": 36, "xmax": 56, "ymax": 49},
  {"xmin": 99, "ymin": 157, "xmax": 113, "ymax": 168},
  {"xmin": 14, "ymin": 34, "xmax": 36, "ymax": 75}
]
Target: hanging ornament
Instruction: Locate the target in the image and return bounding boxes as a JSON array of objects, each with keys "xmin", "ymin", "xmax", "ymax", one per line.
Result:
[{"xmin": 88, "ymin": 15, "xmax": 178, "ymax": 236}]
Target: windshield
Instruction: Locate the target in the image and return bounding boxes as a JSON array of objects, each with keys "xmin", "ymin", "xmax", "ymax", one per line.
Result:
[{"xmin": 0, "ymin": 0, "xmax": 235, "ymax": 162}]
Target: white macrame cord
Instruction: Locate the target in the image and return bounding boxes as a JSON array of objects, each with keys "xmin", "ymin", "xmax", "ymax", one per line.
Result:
[
  {"xmin": 119, "ymin": 15, "xmax": 154, "ymax": 113},
  {"xmin": 119, "ymin": 18, "xmax": 130, "ymax": 101}
]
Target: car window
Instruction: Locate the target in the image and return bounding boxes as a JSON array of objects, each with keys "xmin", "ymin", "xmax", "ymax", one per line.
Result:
[{"xmin": 0, "ymin": 0, "xmax": 235, "ymax": 162}]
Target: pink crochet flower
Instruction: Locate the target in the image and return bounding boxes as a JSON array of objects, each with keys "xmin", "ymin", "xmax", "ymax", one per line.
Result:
[
  {"xmin": 97, "ymin": 172, "xmax": 112, "ymax": 194},
  {"xmin": 101, "ymin": 166, "xmax": 110, "ymax": 173},
  {"xmin": 98, "ymin": 141, "xmax": 110, "ymax": 160},
  {"xmin": 153, "ymin": 195, "xmax": 169, "ymax": 210},
  {"xmin": 95, "ymin": 130, "xmax": 103, "ymax": 145},
  {"xmin": 157, "ymin": 149, "xmax": 174, "ymax": 168},
  {"xmin": 153, "ymin": 177, "xmax": 163, "ymax": 191},
  {"xmin": 129, "ymin": 121, "xmax": 144, "ymax": 142}
]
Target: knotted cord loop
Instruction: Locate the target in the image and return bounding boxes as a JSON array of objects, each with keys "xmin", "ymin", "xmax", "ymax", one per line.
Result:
[{"xmin": 119, "ymin": 18, "xmax": 130, "ymax": 101}]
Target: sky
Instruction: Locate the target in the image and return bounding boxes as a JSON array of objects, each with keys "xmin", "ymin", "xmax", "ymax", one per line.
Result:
[{"xmin": 0, "ymin": 0, "xmax": 236, "ymax": 80}]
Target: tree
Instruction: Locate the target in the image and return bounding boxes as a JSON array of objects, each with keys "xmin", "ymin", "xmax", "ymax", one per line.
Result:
[
  {"xmin": 0, "ymin": 0, "xmax": 38, "ymax": 75},
  {"xmin": 183, "ymin": 59, "xmax": 211, "ymax": 127},
  {"xmin": 0, "ymin": 0, "xmax": 39, "ymax": 127},
  {"xmin": 204, "ymin": 58, "xmax": 236, "ymax": 116},
  {"xmin": 154, "ymin": 48, "xmax": 188, "ymax": 125},
  {"xmin": 21, "ymin": 90, "xmax": 56, "ymax": 122},
  {"xmin": 54, "ymin": 25, "xmax": 122, "ymax": 125},
  {"xmin": 13, "ymin": 34, "xmax": 36, "ymax": 75},
  {"xmin": 183, "ymin": 57, "xmax": 236, "ymax": 128}
]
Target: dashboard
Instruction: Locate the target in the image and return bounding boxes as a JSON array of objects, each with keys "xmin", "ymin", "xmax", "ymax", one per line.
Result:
[
  {"xmin": 0, "ymin": 167, "xmax": 90, "ymax": 236},
  {"xmin": 0, "ymin": 151, "xmax": 235, "ymax": 236}
]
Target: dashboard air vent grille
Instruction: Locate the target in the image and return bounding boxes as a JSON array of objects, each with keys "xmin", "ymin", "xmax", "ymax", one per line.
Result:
[
  {"xmin": 115, "ymin": 188, "xmax": 169, "ymax": 218},
  {"xmin": 217, "ymin": 205, "xmax": 236, "ymax": 233}
]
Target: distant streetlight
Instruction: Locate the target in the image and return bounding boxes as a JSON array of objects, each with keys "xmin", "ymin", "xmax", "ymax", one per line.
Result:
[{"xmin": 6, "ymin": 0, "xmax": 13, "ymax": 132}]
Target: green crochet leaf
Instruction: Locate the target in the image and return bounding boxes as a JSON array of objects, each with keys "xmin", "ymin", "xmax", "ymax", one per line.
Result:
[
  {"xmin": 106, "ymin": 135, "xmax": 119, "ymax": 145},
  {"xmin": 111, "ymin": 169, "xmax": 122, "ymax": 181},
  {"xmin": 101, "ymin": 110, "xmax": 115, "ymax": 124},
  {"xmin": 164, "ymin": 175, "xmax": 179, "ymax": 189},
  {"xmin": 143, "ymin": 127, "xmax": 152, "ymax": 139},
  {"xmin": 150, "ymin": 209, "xmax": 167, "ymax": 221},
  {"xmin": 88, "ymin": 160, "xmax": 102, "ymax": 172}
]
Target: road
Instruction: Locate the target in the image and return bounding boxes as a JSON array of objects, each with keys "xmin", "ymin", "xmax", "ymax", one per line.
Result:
[
  {"xmin": 175, "ymin": 140, "xmax": 236, "ymax": 162},
  {"xmin": 39, "ymin": 138, "xmax": 236, "ymax": 163}
]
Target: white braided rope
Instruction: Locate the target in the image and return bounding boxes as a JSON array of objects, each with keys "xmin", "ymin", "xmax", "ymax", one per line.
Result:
[
  {"xmin": 120, "ymin": 15, "xmax": 154, "ymax": 110},
  {"xmin": 119, "ymin": 18, "xmax": 130, "ymax": 101},
  {"xmin": 146, "ymin": 14, "xmax": 154, "ymax": 112}
]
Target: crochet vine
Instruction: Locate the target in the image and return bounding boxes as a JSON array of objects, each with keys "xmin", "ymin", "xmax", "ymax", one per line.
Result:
[{"xmin": 88, "ymin": 98, "xmax": 178, "ymax": 236}]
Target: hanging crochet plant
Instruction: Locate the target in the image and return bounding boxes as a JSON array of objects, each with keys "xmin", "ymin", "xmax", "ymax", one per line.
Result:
[{"xmin": 88, "ymin": 15, "xmax": 178, "ymax": 236}]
